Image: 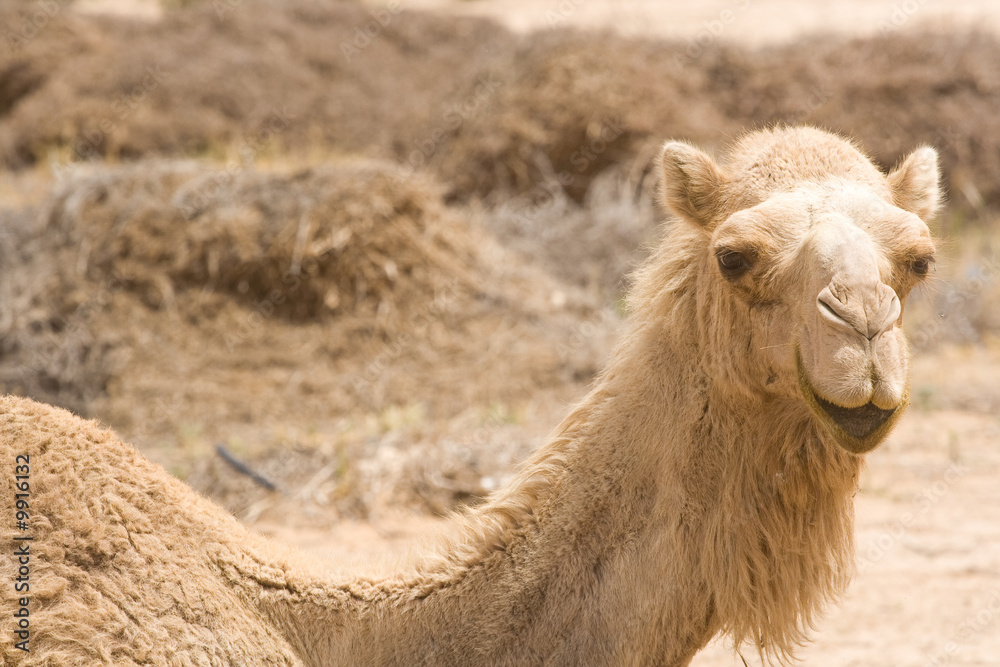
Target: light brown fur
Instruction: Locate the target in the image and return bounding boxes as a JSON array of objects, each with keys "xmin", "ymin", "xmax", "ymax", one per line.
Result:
[{"xmin": 1, "ymin": 126, "xmax": 939, "ymax": 666}]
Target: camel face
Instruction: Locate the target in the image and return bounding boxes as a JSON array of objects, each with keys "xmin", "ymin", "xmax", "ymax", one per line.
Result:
[
  {"xmin": 658, "ymin": 127, "xmax": 939, "ymax": 454},
  {"xmin": 711, "ymin": 183, "xmax": 935, "ymax": 453}
]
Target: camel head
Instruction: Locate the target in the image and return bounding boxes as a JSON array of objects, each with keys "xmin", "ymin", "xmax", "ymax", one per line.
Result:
[{"xmin": 657, "ymin": 127, "xmax": 939, "ymax": 454}]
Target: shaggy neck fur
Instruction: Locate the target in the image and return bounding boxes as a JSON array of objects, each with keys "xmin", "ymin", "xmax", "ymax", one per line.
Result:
[
  {"xmin": 0, "ymin": 216, "xmax": 864, "ymax": 667},
  {"xmin": 245, "ymin": 222, "xmax": 860, "ymax": 666}
]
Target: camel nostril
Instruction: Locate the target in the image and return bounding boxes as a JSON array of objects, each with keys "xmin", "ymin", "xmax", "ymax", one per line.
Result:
[
  {"xmin": 816, "ymin": 289, "xmax": 854, "ymax": 330},
  {"xmin": 863, "ymin": 291, "xmax": 902, "ymax": 340},
  {"xmin": 882, "ymin": 294, "xmax": 902, "ymax": 333},
  {"xmin": 818, "ymin": 297, "xmax": 843, "ymax": 322},
  {"xmin": 817, "ymin": 284, "xmax": 900, "ymax": 340}
]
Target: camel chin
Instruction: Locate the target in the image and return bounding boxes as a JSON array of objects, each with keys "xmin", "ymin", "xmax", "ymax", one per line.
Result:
[{"xmin": 795, "ymin": 348, "xmax": 908, "ymax": 455}]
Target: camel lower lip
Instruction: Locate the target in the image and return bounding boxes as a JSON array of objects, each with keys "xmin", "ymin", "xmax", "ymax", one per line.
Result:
[
  {"xmin": 795, "ymin": 348, "xmax": 906, "ymax": 455},
  {"xmin": 813, "ymin": 396, "xmax": 896, "ymax": 439}
]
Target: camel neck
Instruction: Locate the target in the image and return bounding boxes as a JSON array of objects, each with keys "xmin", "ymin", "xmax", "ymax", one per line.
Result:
[
  {"xmin": 252, "ymin": 325, "xmax": 858, "ymax": 665},
  {"xmin": 252, "ymin": 358, "xmax": 721, "ymax": 665}
]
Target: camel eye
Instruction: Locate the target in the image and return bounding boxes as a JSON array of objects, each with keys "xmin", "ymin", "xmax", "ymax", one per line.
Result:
[
  {"xmin": 911, "ymin": 256, "xmax": 934, "ymax": 277},
  {"xmin": 716, "ymin": 249, "xmax": 752, "ymax": 279}
]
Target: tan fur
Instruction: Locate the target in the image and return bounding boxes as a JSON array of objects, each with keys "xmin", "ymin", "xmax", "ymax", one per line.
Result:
[{"xmin": 1, "ymin": 126, "xmax": 938, "ymax": 666}]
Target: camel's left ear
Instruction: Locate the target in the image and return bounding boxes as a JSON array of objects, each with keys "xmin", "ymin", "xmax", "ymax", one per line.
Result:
[{"xmin": 887, "ymin": 146, "xmax": 941, "ymax": 221}]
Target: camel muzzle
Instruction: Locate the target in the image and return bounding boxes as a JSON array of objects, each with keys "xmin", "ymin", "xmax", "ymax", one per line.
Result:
[{"xmin": 795, "ymin": 347, "xmax": 907, "ymax": 455}]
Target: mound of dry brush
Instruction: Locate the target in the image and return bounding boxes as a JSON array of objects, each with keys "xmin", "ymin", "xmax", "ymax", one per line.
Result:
[
  {"xmin": 0, "ymin": 160, "xmax": 612, "ymax": 440},
  {"xmin": 4, "ymin": 2, "xmax": 1000, "ymax": 215}
]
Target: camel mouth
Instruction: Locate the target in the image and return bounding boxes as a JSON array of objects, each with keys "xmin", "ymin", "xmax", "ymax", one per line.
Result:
[
  {"xmin": 795, "ymin": 349, "xmax": 906, "ymax": 455},
  {"xmin": 812, "ymin": 396, "xmax": 895, "ymax": 440}
]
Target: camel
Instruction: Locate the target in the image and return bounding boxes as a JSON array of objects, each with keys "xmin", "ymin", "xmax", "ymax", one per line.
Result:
[{"xmin": 1, "ymin": 126, "xmax": 939, "ymax": 666}]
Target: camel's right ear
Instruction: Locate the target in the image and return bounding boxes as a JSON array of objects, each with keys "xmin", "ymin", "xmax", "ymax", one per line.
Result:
[
  {"xmin": 657, "ymin": 141, "xmax": 727, "ymax": 228},
  {"xmin": 887, "ymin": 146, "xmax": 941, "ymax": 221}
]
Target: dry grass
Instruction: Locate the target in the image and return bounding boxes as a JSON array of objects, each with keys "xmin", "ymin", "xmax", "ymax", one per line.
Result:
[
  {"xmin": 427, "ymin": 28, "xmax": 733, "ymax": 203},
  {"xmin": 4, "ymin": 3, "xmax": 1000, "ymax": 217},
  {"xmin": 482, "ymin": 168, "xmax": 661, "ymax": 304},
  {"xmin": 703, "ymin": 31, "xmax": 1000, "ymax": 213},
  {"xmin": 903, "ymin": 213, "xmax": 1000, "ymax": 350},
  {"xmin": 0, "ymin": 160, "xmax": 614, "ymax": 449},
  {"xmin": 39, "ymin": 160, "xmax": 487, "ymax": 321},
  {"xmin": 184, "ymin": 401, "xmax": 558, "ymax": 522},
  {"xmin": 2, "ymin": 1, "xmax": 1000, "ymax": 520},
  {"xmin": 0, "ymin": 0, "xmax": 508, "ymax": 165}
]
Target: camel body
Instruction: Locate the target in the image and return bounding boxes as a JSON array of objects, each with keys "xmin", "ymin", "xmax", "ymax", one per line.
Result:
[{"xmin": 0, "ymin": 126, "xmax": 940, "ymax": 666}]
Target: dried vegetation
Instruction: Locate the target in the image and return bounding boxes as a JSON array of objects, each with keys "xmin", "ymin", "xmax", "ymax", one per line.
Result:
[{"xmin": 1, "ymin": 0, "xmax": 998, "ymax": 519}]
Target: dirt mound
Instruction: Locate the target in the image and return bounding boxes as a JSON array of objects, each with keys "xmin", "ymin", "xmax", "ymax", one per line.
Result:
[
  {"xmin": 431, "ymin": 29, "xmax": 1000, "ymax": 214},
  {"xmin": 7, "ymin": 3, "xmax": 1000, "ymax": 218},
  {"xmin": 0, "ymin": 0, "xmax": 509, "ymax": 166},
  {"xmin": 703, "ymin": 30, "xmax": 1000, "ymax": 213},
  {"xmin": 0, "ymin": 160, "xmax": 614, "ymax": 447},
  {"xmin": 429, "ymin": 29, "xmax": 735, "ymax": 204},
  {"xmin": 0, "ymin": 2, "xmax": 107, "ymax": 118},
  {"xmin": 40, "ymin": 160, "xmax": 484, "ymax": 321}
]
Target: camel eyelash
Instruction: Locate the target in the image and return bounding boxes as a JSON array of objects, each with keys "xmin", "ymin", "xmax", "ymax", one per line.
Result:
[
  {"xmin": 715, "ymin": 247, "xmax": 755, "ymax": 280},
  {"xmin": 909, "ymin": 255, "xmax": 935, "ymax": 277}
]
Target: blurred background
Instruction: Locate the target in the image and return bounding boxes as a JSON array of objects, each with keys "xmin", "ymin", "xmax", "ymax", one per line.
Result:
[{"xmin": 1, "ymin": 1, "xmax": 998, "ymax": 664}]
